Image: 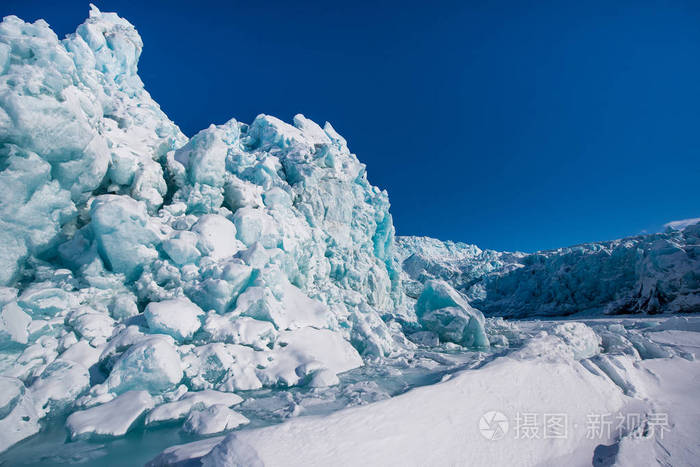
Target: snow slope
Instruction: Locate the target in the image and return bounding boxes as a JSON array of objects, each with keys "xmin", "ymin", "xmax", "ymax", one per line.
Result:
[{"xmin": 150, "ymin": 316, "xmax": 700, "ymax": 467}]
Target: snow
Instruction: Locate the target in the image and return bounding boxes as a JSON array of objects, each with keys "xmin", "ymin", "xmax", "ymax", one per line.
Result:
[
  {"xmin": 663, "ymin": 217, "xmax": 700, "ymax": 231},
  {"xmin": 102, "ymin": 335, "xmax": 183, "ymax": 395},
  {"xmin": 182, "ymin": 404, "xmax": 249, "ymax": 435},
  {"xmin": 144, "ymin": 297, "xmax": 204, "ymax": 341},
  {"xmin": 65, "ymin": 390, "xmax": 154, "ymax": 440},
  {"xmin": 145, "ymin": 390, "xmax": 243, "ymax": 426},
  {"xmin": 151, "ymin": 316, "xmax": 700, "ymax": 467}
]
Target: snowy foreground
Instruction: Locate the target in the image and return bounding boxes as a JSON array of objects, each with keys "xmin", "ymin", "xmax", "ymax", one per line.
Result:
[
  {"xmin": 144, "ymin": 315, "xmax": 700, "ymax": 467},
  {"xmin": 0, "ymin": 5, "xmax": 699, "ymax": 466},
  {"xmin": 3, "ymin": 314, "xmax": 699, "ymax": 466}
]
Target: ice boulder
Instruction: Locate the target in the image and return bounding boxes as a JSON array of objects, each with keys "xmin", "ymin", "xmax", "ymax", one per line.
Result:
[
  {"xmin": 188, "ymin": 260, "xmax": 253, "ymax": 314},
  {"xmin": 260, "ymin": 327, "xmax": 363, "ymax": 387},
  {"xmin": 30, "ymin": 359, "xmax": 90, "ymax": 417},
  {"xmin": 203, "ymin": 315, "xmax": 278, "ymax": 350},
  {"xmin": 414, "ymin": 280, "xmax": 489, "ymax": 348},
  {"xmin": 144, "ymin": 297, "xmax": 204, "ymax": 341},
  {"xmin": 162, "ymin": 231, "xmax": 201, "ymax": 266},
  {"xmin": 0, "ymin": 377, "xmax": 40, "ymax": 454},
  {"xmin": 145, "ymin": 390, "xmax": 243, "ymax": 426},
  {"xmin": 0, "ymin": 302, "xmax": 32, "ymax": 345},
  {"xmin": 552, "ymin": 322, "xmax": 601, "ymax": 360},
  {"xmin": 191, "ymin": 214, "xmax": 243, "ymax": 260},
  {"xmin": 90, "ymin": 195, "xmax": 160, "ymax": 279},
  {"xmin": 103, "ymin": 336, "xmax": 183, "ymax": 394},
  {"xmin": 65, "ymin": 390, "xmax": 154, "ymax": 440},
  {"xmin": 183, "ymin": 404, "xmax": 249, "ymax": 435}
]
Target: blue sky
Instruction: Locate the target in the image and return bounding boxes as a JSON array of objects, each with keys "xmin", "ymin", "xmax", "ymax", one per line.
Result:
[{"xmin": 4, "ymin": 0, "xmax": 699, "ymax": 252}]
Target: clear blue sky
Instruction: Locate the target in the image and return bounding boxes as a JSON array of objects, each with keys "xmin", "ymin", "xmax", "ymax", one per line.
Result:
[{"xmin": 4, "ymin": 0, "xmax": 700, "ymax": 252}]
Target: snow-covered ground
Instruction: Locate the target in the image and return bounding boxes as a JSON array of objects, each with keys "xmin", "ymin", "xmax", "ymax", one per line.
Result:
[
  {"xmin": 3, "ymin": 314, "xmax": 697, "ymax": 466},
  {"xmin": 142, "ymin": 315, "xmax": 700, "ymax": 467}
]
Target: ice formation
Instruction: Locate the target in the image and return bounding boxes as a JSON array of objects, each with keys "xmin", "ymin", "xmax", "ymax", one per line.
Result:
[
  {"xmin": 397, "ymin": 222, "xmax": 700, "ymax": 317},
  {"xmin": 0, "ymin": 4, "xmax": 698, "ymax": 463},
  {"xmin": 0, "ymin": 5, "xmax": 420, "ymax": 453}
]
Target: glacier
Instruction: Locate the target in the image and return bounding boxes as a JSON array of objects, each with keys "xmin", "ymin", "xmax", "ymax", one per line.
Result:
[
  {"xmin": 396, "ymin": 225, "xmax": 700, "ymax": 317},
  {"xmin": 0, "ymin": 5, "xmax": 699, "ymax": 466}
]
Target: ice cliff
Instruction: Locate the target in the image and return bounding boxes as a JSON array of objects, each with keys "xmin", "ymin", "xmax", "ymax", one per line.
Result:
[
  {"xmin": 397, "ymin": 222, "xmax": 700, "ymax": 317},
  {"xmin": 0, "ymin": 5, "xmax": 441, "ymax": 452}
]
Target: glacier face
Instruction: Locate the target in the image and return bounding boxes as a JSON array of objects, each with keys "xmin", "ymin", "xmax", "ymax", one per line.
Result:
[
  {"xmin": 397, "ymin": 223, "xmax": 700, "ymax": 317},
  {"xmin": 0, "ymin": 5, "xmax": 434, "ymax": 454}
]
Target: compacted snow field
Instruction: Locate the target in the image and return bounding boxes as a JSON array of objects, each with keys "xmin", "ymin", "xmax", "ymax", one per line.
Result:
[
  {"xmin": 0, "ymin": 5, "xmax": 698, "ymax": 467},
  {"xmin": 2, "ymin": 315, "xmax": 699, "ymax": 466}
]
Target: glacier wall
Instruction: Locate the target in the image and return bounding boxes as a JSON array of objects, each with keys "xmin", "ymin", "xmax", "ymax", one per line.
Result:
[
  {"xmin": 397, "ymin": 223, "xmax": 700, "ymax": 317},
  {"xmin": 0, "ymin": 5, "xmax": 447, "ymax": 453}
]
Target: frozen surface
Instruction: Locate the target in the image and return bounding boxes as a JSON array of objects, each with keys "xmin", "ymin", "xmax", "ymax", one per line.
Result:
[{"xmin": 65, "ymin": 390, "xmax": 154, "ymax": 440}]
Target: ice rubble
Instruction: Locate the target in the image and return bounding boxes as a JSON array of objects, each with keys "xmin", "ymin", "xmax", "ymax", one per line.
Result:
[
  {"xmin": 152, "ymin": 316, "xmax": 700, "ymax": 467},
  {"xmin": 397, "ymin": 221, "xmax": 700, "ymax": 317},
  {"xmin": 0, "ymin": 5, "xmax": 491, "ymax": 454}
]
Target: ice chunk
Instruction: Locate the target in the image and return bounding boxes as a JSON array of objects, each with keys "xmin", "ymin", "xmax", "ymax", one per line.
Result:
[
  {"xmin": 105, "ymin": 336, "xmax": 183, "ymax": 394},
  {"xmin": 145, "ymin": 390, "xmax": 243, "ymax": 426},
  {"xmin": 188, "ymin": 260, "xmax": 253, "ymax": 314},
  {"xmin": 191, "ymin": 214, "xmax": 242, "ymax": 260},
  {"xmin": 182, "ymin": 343, "xmax": 265, "ymax": 392},
  {"xmin": 232, "ymin": 207, "xmax": 279, "ymax": 248},
  {"xmin": 162, "ymin": 231, "xmax": 201, "ymax": 265},
  {"xmin": 30, "ymin": 359, "xmax": 90, "ymax": 417},
  {"xmin": 552, "ymin": 322, "xmax": 601, "ymax": 360},
  {"xmin": 174, "ymin": 122, "xmax": 232, "ymax": 187},
  {"xmin": 0, "ymin": 302, "xmax": 32, "ymax": 344},
  {"xmin": 182, "ymin": 404, "xmax": 249, "ymax": 435},
  {"xmin": 59, "ymin": 340, "xmax": 103, "ymax": 370},
  {"xmin": 66, "ymin": 307, "xmax": 116, "ymax": 344},
  {"xmin": 308, "ymin": 368, "xmax": 340, "ymax": 388},
  {"xmin": 415, "ymin": 280, "xmax": 489, "ymax": 348},
  {"xmin": 17, "ymin": 286, "xmax": 79, "ymax": 318},
  {"xmin": 90, "ymin": 195, "xmax": 160, "ymax": 279},
  {"xmin": 109, "ymin": 294, "xmax": 139, "ymax": 321},
  {"xmin": 65, "ymin": 390, "xmax": 154, "ymax": 440},
  {"xmin": 144, "ymin": 297, "xmax": 204, "ymax": 341},
  {"xmin": 203, "ymin": 314, "xmax": 277, "ymax": 350},
  {"xmin": 261, "ymin": 328, "xmax": 363, "ymax": 387},
  {"xmin": 236, "ymin": 277, "xmax": 330, "ymax": 331},
  {"xmin": 0, "ymin": 376, "xmax": 40, "ymax": 454}
]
